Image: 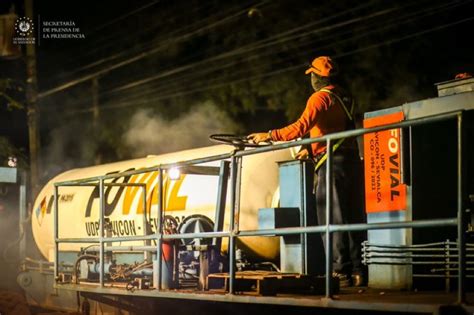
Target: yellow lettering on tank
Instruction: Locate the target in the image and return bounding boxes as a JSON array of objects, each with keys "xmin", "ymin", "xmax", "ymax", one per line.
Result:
[
  {"xmin": 122, "ymin": 172, "xmax": 155, "ymax": 215},
  {"xmin": 123, "ymin": 172, "xmax": 188, "ymax": 215},
  {"xmin": 146, "ymin": 174, "xmax": 170, "ymax": 213},
  {"xmin": 166, "ymin": 175, "xmax": 187, "ymax": 211},
  {"xmin": 149, "ymin": 174, "xmax": 188, "ymax": 211},
  {"xmin": 136, "ymin": 171, "xmax": 159, "ymax": 214}
]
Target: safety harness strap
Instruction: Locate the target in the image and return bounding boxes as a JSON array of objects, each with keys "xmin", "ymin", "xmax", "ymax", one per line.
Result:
[
  {"xmin": 319, "ymin": 88, "xmax": 354, "ymax": 121},
  {"xmin": 313, "ymin": 88, "xmax": 354, "ymax": 172}
]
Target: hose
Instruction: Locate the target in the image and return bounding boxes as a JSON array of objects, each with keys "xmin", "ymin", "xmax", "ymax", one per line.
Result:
[
  {"xmin": 81, "ymin": 244, "xmax": 100, "ymax": 254},
  {"xmin": 73, "ymin": 255, "xmax": 99, "ymax": 284}
]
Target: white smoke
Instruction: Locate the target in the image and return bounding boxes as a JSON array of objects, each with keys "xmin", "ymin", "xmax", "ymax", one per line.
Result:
[
  {"xmin": 123, "ymin": 101, "xmax": 239, "ymax": 157},
  {"xmin": 40, "ymin": 119, "xmax": 98, "ymax": 180}
]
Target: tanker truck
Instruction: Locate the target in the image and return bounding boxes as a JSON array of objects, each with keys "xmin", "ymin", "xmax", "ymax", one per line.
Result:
[
  {"xmin": 15, "ymin": 77, "xmax": 474, "ymax": 314},
  {"xmin": 20, "ymin": 142, "xmax": 296, "ymax": 312}
]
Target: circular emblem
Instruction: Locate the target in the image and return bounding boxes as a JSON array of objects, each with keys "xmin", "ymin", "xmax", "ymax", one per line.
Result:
[{"xmin": 15, "ymin": 17, "xmax": 34, "ymax": 37}]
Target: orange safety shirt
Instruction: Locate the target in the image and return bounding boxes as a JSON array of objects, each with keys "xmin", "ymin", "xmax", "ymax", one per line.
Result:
[{"xmin": 270, "ymin": 85, "xmax": 350, "ymax": 156}]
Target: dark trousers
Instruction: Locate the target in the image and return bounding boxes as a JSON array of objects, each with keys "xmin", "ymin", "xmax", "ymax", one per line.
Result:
[{"xmin": 315, "ymin": 150, "xmax": 366, "ymax": 274}]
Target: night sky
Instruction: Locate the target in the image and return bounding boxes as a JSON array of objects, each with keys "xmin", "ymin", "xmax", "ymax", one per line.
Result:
[{"xmin": 1, "ymin": 0, "xmax": 473, "ymax": 180}]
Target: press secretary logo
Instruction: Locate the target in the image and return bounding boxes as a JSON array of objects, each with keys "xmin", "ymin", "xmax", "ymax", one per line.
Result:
[
  {"xmin": 13, "ymin": 17, "xmax": 36, "ymax": 45},
  {"xmin": 15, "ymin": 17, "xmax": 34, "ymax": 36}
]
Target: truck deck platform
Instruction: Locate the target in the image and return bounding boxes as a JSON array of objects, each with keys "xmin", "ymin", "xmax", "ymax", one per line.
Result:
[{"xmin": 57, "ymin": 283, "xmax": 474, "ymax": 314}]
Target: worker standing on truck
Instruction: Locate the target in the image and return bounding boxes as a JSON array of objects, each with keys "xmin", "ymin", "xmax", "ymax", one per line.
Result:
[{"xmin": 248, "ymin": 56, "xmax": 366, "ymax": 287}]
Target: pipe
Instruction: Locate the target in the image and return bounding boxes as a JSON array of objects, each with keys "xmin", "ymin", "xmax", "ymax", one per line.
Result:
[
  {"xmin": 99, "ymin": 178, "xmax": 105, "ymax": 287},
  {"xmin": 234, "ymin": 112, "xmax": 461, "ymax": 158},
  {"xmin": 53, "ymin": 111, "xmax": 460, "ymax": 186},
  {"xmin": 73, "ymin": 255, "xmax": 99, "ymax": 284},
  {"xmin": 237, "ymin": 218, "xmax": 457, "ymax": 237},
  {"xmin": 325, "ymin": 138, "xmax": 333, "ymax": 298},
  {"xmin": 457, "ymin": 112, "xmax": 466, "ymax": 303},
  {"xmin": 56, "ymin": 218, "xmax": 457, "ymax": 246},
  {"xmin": 54, "ymin": 185, "xmax": 59, "ymax": 282},
  {"xmin": 156, "ymin": 168, "xmax": 164, "ymax": 291},
  {"xmin": 228, "ymin": 155, "xmax": 238, "ymax": 294}
]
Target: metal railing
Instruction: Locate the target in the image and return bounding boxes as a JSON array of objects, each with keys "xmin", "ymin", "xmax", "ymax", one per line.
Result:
[
  {"xmin": 362, "ymin": 240, "xmax": 474, "ymax": 293},
  {"xmin": 53, "ymin": 110, "xmax": 468, "ymax": 303}
]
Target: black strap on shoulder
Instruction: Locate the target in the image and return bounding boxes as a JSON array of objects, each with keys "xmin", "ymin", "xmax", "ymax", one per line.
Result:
[{"xmin": 313, "ymin": 88, "xmax": 355, "ymax": 172}]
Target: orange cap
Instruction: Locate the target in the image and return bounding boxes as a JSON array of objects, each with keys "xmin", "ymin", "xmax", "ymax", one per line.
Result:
[{"xmin": 305, "ymin": 56, "xmax": 338, "ymax": 77}]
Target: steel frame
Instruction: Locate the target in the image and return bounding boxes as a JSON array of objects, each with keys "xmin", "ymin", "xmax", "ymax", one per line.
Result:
[{"xmin": 53, "ymin": 110, "xmax": 468, "ymax": 304}]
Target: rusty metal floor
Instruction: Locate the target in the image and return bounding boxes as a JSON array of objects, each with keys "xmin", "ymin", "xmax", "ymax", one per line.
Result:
[{"xmin": 56, "ymin": 283, "xmax": 474, "ymax": 314}]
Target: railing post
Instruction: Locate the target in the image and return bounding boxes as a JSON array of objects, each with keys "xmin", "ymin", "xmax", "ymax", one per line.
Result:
[
  {"xmin": 213, "ymin": 161, "xmax": 230, "ymax": 251},
  {"xmin": 99, "ymin": 178, "xmax": 105, "ymax": 287},
  {"xmin": 445, "ymin": 239, "xmax": 450, "ymax": 293},
  {"xmin": 234, "ymin": 157, "xmax": 243, "ymax": 234},
  {"xmin": 53, "ymin": 184, "xmax": 59, "ymax": 282},
  {"xmin": 325, "ymin": 139, "xmax": 333, "ymax": 298},
  {"xmin": 228, "ymin": 155, "xmax": 238, "ymax": 294},
  {"xmin": 156, "ymin": 168, "xmax": 164, "ymax": 291},
  {"xmin": 142, "ymin": 183, "xmax": 151, "ymax": 262},
  {"xmin": 457, "ymin": 113, "xmax": 466, "ymax": 304}
]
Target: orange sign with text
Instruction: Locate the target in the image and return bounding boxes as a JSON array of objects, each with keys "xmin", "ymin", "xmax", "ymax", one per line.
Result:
[{"xmin": 363, "ymin": 111, "xmax": 407, "ymax": 213}]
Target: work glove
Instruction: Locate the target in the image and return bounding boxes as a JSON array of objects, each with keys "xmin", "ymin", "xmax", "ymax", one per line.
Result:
[
  {"xmin": 295, "ymin": 148, "xmax": 309, "ymax": 160},
  {"xmin": 247, "ymin": 132, "xmax": 271, "ymax": 144}
]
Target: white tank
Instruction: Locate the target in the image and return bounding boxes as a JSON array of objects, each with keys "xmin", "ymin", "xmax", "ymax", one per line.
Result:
[{"xmin": 32, "ymin": 145, "xmax": 294, "ymax": 262}]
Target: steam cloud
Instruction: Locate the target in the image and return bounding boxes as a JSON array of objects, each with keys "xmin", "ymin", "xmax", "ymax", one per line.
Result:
[
  {"xmin": 39, "ymin": 101, "xmax": 238, "ymax": 182},
  {"xmin": 41, "ymin": 120, "xmax": 98, "ymax": 180},
  {"xmin": 123, "ymin": 101, "xmax": 239, "ymax": 157}
]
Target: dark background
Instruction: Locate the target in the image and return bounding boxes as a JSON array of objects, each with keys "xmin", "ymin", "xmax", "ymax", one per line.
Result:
[{"xmin": 1, "ymin": 0, "xmax": 473, "ymax": 183}]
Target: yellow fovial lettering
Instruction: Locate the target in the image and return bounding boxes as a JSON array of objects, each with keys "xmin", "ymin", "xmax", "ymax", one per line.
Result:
[
  {"xmin": 137, "ymin": 171, "xmax": 159, "ymax": 214},
  {"xmin": 122, "ymin": 174, "xmax": 141, "ymax": 215},
  {"xmin": 148, "ymin": 174, "xmax": 170, "ymax": 212},
  {"xmin": 122, "ymin": 171, "xmax": 156, "ymax": 215},
  {"xmin": 150, "ymin": 174, "xmax": 188, "ymax": 211},
  {"xmin": 167, "ymin": 174, "xmax": 188, "ymax": 211}
]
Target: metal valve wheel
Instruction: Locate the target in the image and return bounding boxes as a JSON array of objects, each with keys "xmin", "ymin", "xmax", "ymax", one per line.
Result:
[{"xmin": 209, "ymin": 134, "xmax": 272, "ymax": 148}]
